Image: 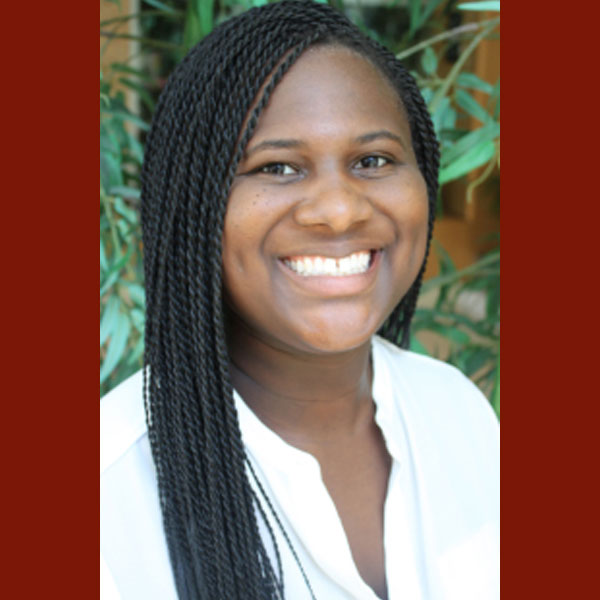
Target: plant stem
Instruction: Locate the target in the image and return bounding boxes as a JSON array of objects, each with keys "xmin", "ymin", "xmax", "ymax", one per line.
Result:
[
  {"xmin": 491, "ymin": 352, "xmax": 500, "ymax": 417},
  {"xmin": 396, "ymin": 22, "xmax": 480, "ymax": 60},
  {"xmin": 466, "ymin": 141, "xmax": 499, "ymax": 204},
  {"xmin": 101, "ymin": 189, "xmax": 122, "ymax": 260},
  {"xmin": 422, "ymin": 251, "xmax": 499, "ymax": 291},
  {"xmin": 100, "ymin": 10, "xmax": 184, "ymax": 28},
  {"xmin": 429, "ymin": 17, "xmax": 500, "ymax": 113},
  {"xmin": 99, "ymin": 30, "xmax": 181, "ymax": 50}
]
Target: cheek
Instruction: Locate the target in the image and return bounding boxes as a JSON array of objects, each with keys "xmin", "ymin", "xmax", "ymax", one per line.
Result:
[
  {"xmin": 221, "ymin": 201, "xmax": 273, "ymax": 314},
  {"xmin": 389, "ymin": 170, "xmax": 429, "ymax": 241},
  {"xmin": 221, "ymin": 231, "xmax": 256, "ymax": 304},
  {"xmin": 409, "ymin": 195, "xmax": 430, "ymax": 267},
  {"xmin": 386, "ymin": 173, "xmax": 430, "ymax": 286},
  {"xmin": 222, "ymin": 192, "xmax": 260, "ymax": 273},
  {"xmin": 221, "ymin": 205, "xmax": 250, "ymax": 304}
]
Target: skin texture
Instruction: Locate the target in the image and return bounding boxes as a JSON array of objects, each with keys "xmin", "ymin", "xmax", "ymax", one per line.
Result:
[{"xmin": 222, "ymin": 46, "xmax": 429, "ymax": 600}]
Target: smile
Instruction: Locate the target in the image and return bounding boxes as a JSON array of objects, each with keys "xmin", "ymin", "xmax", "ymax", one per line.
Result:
[{"xmin": 282, "ymin": 250, "xmax": 375, "ymax": 277}]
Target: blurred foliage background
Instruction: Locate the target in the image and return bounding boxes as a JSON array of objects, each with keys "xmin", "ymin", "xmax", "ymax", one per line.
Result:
[{"xmin": 100, "ymin": 0, "xmax": 500, "ymax": 416}]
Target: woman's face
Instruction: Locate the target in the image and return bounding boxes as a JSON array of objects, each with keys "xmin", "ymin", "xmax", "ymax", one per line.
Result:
[{"xmin": 222, "ymin": 46, "xmax": 428, "ymax": 355}]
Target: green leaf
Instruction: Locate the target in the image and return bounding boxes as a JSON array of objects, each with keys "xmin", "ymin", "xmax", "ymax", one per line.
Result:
[
  {"xmin": 418, "ymin": 0, "xmax": 448, "ymax": 29},
  {"xmin": 100, "ymin": 238, "xmax": 108, "ymax": 272},
  {"xmin": 491, "ymin": 79, "xmax": 500, "ymax": 120},
  {"xmin": 118, "ymin": 78, "xmax": 155, "ymax": 111},
  {"xmin": 485, "ymin": 278, "xmax": 500, "ymax": 319},
  {"xmin": 110, "ymin": 63, "xmax": 151, "ymax": 81},
  {"xmin": 100, "ymin": 313, "xmax": 132, "ymax": 384},
  {"xmin": 462, "ymin": 346, "xmax": 494, "ymax": 376},
  {"xmin": 458, "ymin": 1, "xmax": 500, "ymax": 12},
  {"xmin": 100, "ymin": 152, "xmax": 123, "ymax": 191},
  {"xmin": 414, "ymin": 308, "xmax": 498, "ymax": 340},
  {"xmin": 124, "ymin": 282, "xmax": 146, "ymax": 308},
  {"xmin": 439, "ymin": 139, "xmax": 496, "ymax": 185},
  {"xmin": 427, "ymin": 322, "xmax": 471, "ymax": 346},
  {"xmin": 184, "ymin": 0, "xmax": 214, "ymax": 49},
  {"xmin": 432, "ymin": 101, "xmax": 458, "ymax": 141},
  {"xmin": 419, "ymin": 86, "xmax": 433, "ymax": 106},
  {"xmin": 109, "ymin": 185, "xmax": 141, "ymax": 200},
  {"xmin": 199, "ymin": 0, "xmax": 215, "ymax": 37},
  {"xmin": 421, "ymin": 46, "xmax": 437, "ymax": 76},
  {"xmin": 142, "ymin": 0, "xmax": 177, "ymax": 14},
  {"xmin": 408, "ymin": 0, "xmax": 421, "ymax": 38},
  {"xmin": 409, "ymin": 335, "xmax": 429, "ymax": 356},
  {"xmin": 100, "ymin": 295, "xmax": 121, "ymax": 347},
  {"xmin": 103, "ymin": 110, "xmax": 150, "ymax": 131},
  {"xmin": 130, "ymin": 308, "xmax": 145, "ymax": 333},
  {"xmin": 434, "ymin": 239, "xmax": 457, "ymax": 275},
  {"xmin": 456, "ymin": 72, "xmax": 494, "ymax": 94},
  {"xmin": 127, "ymin": 133, "xmax": 144, "ymax": 164},
  {"xmin": 183, "ymin": 3, "xmax": 201, "ymax": 49},
  {"xmin": 430, "ymin": 96, "xmax": 451, "ymax": 138},
  {"xmin": 113, "ymin": 196, "xmax": 139, "ymax": 225},
  {"xmin": 491, "ymin": 360, "xmax": 500, "ymax": 417},
  {"xmin": 100, "ymin": 246, "xmax": 134, "ymax": 296},
  {"xmin": 441, "ymin": 121, "xmax": 499, "ymax": 167},
  {"xmin": 100, "ymin": 122, "xmax": 120, "ymax": 155},
  {"xmin": 100, "ymin": 269, "xmax": 121, "ymax": 297},
  {"xmin": 422, "ymin": 250, "xmax": 500, "ymax": 292},
  {"xmin": 440, "ymin": 107, "xmax": 457, "ymax": 133},
  {"xmin": 439, "ymin": 127, "xmax": 469, "ymax": 144},
  {"xmin": 127, "ymin": 335, "xmax": 145, "ymax": 366},
  {"xmin": 409, "ymin": 0, "xmax": 446, "ymax": 36},
  {"xmin": 455, "ymin": 89, "xmax": 492, "ymax": 124}
]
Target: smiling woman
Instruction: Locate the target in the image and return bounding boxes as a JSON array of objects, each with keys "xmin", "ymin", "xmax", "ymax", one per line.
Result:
[
  {"xmin": 223, "ymin": 46, "xmax": 428, "ymax": 356},
  {"xmin": 100, "ymin": 2, "xmax": 499, "ymax": 600}
]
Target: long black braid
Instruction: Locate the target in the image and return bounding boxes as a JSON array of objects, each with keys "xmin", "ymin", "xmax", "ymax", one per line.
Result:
[{"xmin": 140, "ymin": 1, "xmax": 439, "ymax": 598}]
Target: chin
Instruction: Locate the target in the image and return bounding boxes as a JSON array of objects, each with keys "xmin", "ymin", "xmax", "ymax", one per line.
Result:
[
  {"xmin": 292, "ymin": 318, "xmax": 380, "ymax": 355},
  {"xmin": 279, "ymin": 296, "xmax": 399, "ymax": 355}
]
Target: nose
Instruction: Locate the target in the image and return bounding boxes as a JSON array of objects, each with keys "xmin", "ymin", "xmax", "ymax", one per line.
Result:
[{"xmin": 293, "ymin": 172, "xmax": 373, "ymax": 233}]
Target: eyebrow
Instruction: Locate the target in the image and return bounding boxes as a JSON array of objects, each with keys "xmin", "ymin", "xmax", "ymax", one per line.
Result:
[
  {"xmin": 354, "ymin": 130, "xmax": 408, "ymax": 149},
  {"xmin": 244, "ymin": 139, "xmax": 303, "ymax": 159},
  {"xmin": 243, "ymin": 129, "xmax": 408, "ymax": 159}
]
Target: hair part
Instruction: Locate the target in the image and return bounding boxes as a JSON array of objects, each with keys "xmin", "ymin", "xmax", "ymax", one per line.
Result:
[{"xmin": 141, "ymin": 2, "xmax": 439, "ymax": 598}]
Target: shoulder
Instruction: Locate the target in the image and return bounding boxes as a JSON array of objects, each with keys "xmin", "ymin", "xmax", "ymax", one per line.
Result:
[
  {"xmin": 372, "ymin": 335, "xmax": 498, "ymax": 437},
  {"xmin": 373, "ymin": 335, "xmax": 480, "ymax": 390},
  {"xmin": 100, "ymin": 369, "xmax": 147, "ymax": 475},
  {"xmin": 100, "ymin": 371, "xmax": 177, "ymax": 598}
]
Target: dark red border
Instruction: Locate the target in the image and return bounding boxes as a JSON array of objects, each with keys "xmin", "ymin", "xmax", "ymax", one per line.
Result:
[
  {"xmin": 3, "ymin": 1, "xmax": 596, "ymax": 598},
  {"xmin": 2, "ymin": 1, "xmax": 98, "ymax": 596},
  {"xmin": 502, "ymin": 3, "xmax": 597, "ymax": 598}
]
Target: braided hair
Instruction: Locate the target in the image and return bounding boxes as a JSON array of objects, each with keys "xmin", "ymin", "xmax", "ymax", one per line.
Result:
[{"xmin": 140, "ymin": 1, "xmax": 439, "ymax": 598}]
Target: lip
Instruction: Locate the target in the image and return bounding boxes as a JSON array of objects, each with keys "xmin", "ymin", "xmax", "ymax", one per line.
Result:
[
  {"xmin": 276, "ymin": 249, "xmax": 382, "ymax": 297},
  {"xmin": 279, "ymin": 244, "xmax": 380, "ymax": 260}
]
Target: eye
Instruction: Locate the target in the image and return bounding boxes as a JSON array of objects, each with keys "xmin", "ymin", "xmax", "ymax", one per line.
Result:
[
  {"xmin": 257, "ymin": 162, "xmax": 297, "ymax": 176},
  {"xmin": 355, "ymin": 155, "xmax": 391, "ymax": 170}
]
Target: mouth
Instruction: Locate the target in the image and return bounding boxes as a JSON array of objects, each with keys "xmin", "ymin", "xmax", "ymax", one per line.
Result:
[{"xmin": 281, "ymin": 249, "xmax": 378, "ymax": 277}]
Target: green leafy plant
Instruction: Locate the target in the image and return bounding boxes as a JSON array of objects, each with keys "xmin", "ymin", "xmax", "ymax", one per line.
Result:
[
  {"xmin": 400, "ymin": 0, "xmax": 500, "ymax": 416},
  {"xmin": 100, "ymin": 0, "xmax": 500, "ymax": 416},
  {"xmin": 411, "ymin": 244, "xmax": 500, "ymax": 414},
  {"xmin": 100, "ymin": 68, "xmax": 147, "ymax": 395}
]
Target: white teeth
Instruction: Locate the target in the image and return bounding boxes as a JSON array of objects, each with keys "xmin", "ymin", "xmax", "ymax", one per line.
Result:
[{"xmin": 284, "ymin": 251, "xmax": 373, "ymax": 277}]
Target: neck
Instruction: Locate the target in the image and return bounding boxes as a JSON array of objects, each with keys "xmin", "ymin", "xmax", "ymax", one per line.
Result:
[{"xmin": 225, "ymin": 312, "xmax": 374, "ymax": 449}]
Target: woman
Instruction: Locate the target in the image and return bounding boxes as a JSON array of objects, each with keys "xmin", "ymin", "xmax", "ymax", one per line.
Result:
[{"xmin": 100, "ymin": 1, "xmax": 499, "ymax": 599}]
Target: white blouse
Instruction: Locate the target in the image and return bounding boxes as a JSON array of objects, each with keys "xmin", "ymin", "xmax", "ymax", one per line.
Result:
[{"xmin": 100, "ymin": 336, "xmax": 499, "ymax": 599}]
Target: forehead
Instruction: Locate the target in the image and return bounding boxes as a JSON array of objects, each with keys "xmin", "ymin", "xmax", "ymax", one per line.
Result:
[{"xmin": 251, "ymin": 45, "xmax": 412, "ymax": 147}]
